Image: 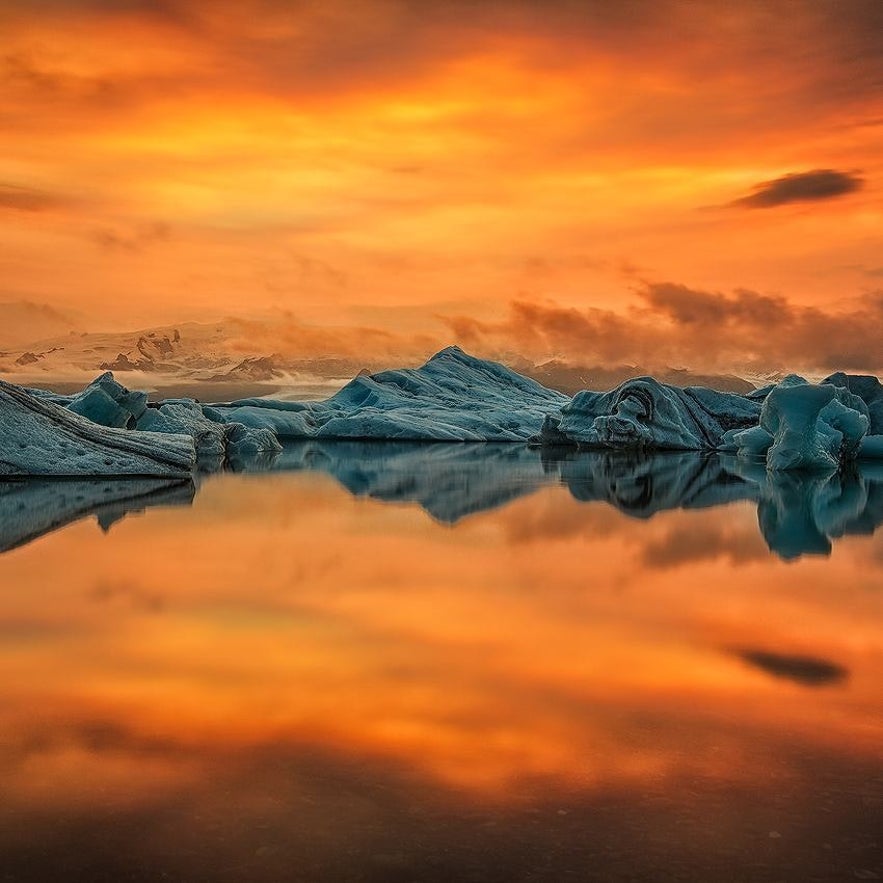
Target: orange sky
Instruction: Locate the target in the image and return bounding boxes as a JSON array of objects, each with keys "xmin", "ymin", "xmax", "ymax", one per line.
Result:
[{"xmin": 1, "ymin": 0, "xmax": 881, "ymax": 371}]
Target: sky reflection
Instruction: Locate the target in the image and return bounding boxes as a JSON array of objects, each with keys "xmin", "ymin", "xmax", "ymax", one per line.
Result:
[{"xmin": 0, "ymin": 450, "xmax": 881, "ymax": 880}]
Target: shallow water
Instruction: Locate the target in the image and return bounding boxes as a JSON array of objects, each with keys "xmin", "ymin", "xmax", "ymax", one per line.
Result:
[{"xmin": 0, "ymin": 445, "xmax": 881, "ymax": 882}]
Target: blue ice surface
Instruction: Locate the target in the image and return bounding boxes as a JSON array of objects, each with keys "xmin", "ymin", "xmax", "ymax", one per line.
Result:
[{"xmin": 2, "ymin": 348, "xmax": 881, "ymax": 475}]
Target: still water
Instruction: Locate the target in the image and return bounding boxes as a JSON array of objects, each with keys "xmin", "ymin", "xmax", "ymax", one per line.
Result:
[{"xmin": 1, "ymin": 444, "xmax": 881, "ymax": 882}]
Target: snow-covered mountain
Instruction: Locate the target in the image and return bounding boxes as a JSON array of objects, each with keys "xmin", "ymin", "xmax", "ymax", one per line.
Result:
[{"xmin": 1, "ymin": 318, "xmax": 759, "ymax": 399}]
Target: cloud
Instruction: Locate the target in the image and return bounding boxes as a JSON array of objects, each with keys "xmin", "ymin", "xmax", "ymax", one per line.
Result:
[
  {"xmin": 90, "ymin": 222, "xmax": 172, "ymax": 252},
  {"xmin": 641, "ymin": 521, "xmax": 768, "ymax": 568},
  {"xmin": 734, "ymin": 649, "xmax": 848, "ymax": 686},
  {"xmin": 4, "ymin": 0, "xmax": 883, "ymax": 135},
  {"xmin": 225, "ymin": 314, "xmax": 441, "ymax": 363},
  {"xmin": 0, "ymin": 183, "xmax": 72, "ymax": 212},
  {"xmin": 0, "ymin": 0, "xmax": 881, "ymax": 345},
  {"xmin": 444, "ymin": 282, "xmax": 883, "ymax": 373},
  {"xmin": 642, "ymin": 282, "xmax": 788, "ymax": 325},
  {"xmin": 732, "ymin": 169, "xmax": 864, "ymax": 209}
]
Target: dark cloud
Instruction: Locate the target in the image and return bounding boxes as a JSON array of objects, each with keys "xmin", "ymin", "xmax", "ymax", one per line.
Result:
[
  {"xmin": 444, "ymin": 281, "xmax": 883, "ymax": 373},
  {"xmin": 3, "ymin": 0, "xmax": 883, "ymax": 139},
  {"xmin": 734, "ymin": 649, "xmax": 848, "ymax": 686},
  {"xmin": 642, "ymin": 282, "xmax": 788, "ymax": 325},
  {"xmin": 732, "ymin": 169, "xmax": 864, "ymax": 209}
]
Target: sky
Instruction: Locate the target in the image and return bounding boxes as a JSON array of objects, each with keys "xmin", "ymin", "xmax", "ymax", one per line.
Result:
[{"xmin": 1, "ymin": 0, "xmax": 882, "ymax": 372}]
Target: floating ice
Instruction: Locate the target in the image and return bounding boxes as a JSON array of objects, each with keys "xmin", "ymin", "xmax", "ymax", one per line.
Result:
[
  {"xmin": 724, "ymin": 375, "xmax": 879, "ymax": 471},
  {"xmin": 0, "ymin": 379, "xmax": 195, "ymax": 477},
  {"xmin": 207, "ymin": 346, "xmax": 569, "ymax": 441},
  {"xmin": 2, "ymin": 350, "xmax": 880, "ymax": 477},
  {"xmin": 823, "ymin": 373, "xmax": 883, "ymax": 433},
  {"xmin": 35, "ymin": 373, "xmax": 282, "ymax": 473},
  {"xmin": 136, "ymin": 400, "xmax": 281, "ymax": 472},
  {"xmin": 530, "ymin": 377, "xmax": 761, "ymax": 451}
]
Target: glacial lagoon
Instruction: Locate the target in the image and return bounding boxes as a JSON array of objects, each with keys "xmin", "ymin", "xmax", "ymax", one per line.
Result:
[{"xmin": 0, "ymin": 444, "xmax": 881, "ymax": 881}]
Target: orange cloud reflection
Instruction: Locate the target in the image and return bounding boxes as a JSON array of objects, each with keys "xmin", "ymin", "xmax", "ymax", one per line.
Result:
[{"xmin": 0, "ymin": 474, "xmax": 880, "ymax": 810}]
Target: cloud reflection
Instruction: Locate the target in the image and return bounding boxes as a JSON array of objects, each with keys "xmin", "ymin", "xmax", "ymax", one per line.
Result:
[{"xmin": 0, "ymin": 447, "xmax": 881, "ymax": 880}]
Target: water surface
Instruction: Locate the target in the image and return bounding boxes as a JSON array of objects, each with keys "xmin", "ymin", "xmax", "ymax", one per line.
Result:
[{"xmin": 0, "ymin": 445, "xmax": 881, "ymax": 881}]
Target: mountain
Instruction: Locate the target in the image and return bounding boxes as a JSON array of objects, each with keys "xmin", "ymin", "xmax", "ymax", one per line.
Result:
[
  {"xmin": 1, "ymin": 317, "xmax": 757, "ymax": 397},
  {"xmin": 206, "ymin": 356, "xmax": 286, "ymax": 383},
  {"xmin": 524, "ymin": 359, "xmax": 756, "ymax": 394},
  {"xmin": 0, "ymin": 319, "xmax": 380, "ymax": 391}
]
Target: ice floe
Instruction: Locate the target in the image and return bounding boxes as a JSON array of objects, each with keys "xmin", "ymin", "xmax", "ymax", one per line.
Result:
[
  {"xmin": 0, "ymin": 378, "xmax": 195, "ymax": 477},
  {"xmin": 721, "ymin": 374, "xmax": 882, "ymax": 471}
]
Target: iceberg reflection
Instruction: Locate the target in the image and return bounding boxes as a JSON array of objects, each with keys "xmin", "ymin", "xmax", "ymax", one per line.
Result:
[
  {"xmin": 727, "ymin": 459, "xmax": 883, "ymax": 560},
  {"xmin": 1, "ymin": 444, "xmax": 880, "ymax": 560},
  {"xmin": 273, "ymin": 441, "xmax": 550, "ymax": 523},
  {"xmin": 0, "ymin": 478, "xmax": 195, "ymax": 554}
]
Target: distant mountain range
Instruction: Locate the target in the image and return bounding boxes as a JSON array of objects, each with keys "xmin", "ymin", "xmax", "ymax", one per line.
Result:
[
  {"xmin": 0, "ymin": 314, "xmax": 758, "ymax": 395},
  {"xmin": 520, "ymin": 359, "xmax": 756, "ymax": 395}
]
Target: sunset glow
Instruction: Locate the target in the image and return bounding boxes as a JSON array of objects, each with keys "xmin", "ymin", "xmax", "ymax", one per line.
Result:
[{"xmin": 2, "ymin": 0, "xmax": 881, "ymax": 371}]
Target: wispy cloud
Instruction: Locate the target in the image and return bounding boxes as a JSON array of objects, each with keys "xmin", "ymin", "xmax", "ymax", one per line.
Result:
[{"xmin": 0, "ymin": 183, "xmax": 73, "ymax": 212}]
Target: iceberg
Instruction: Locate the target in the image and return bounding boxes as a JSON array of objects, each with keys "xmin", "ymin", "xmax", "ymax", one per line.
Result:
[
  {"xmin": 823, "ymin": 372, "xmax": 883, "ymax": 433},
  {"xmin": 64, "ymin": 372, "xmax": 149, "ymax": 428},
  {"xmin": 723, "ymin": 374, "xmax": 881, "ymax": 471},
  {"xmin": 136, "ymin": 400, "xmax": 281, "ymax": 472},
  {"xmin": 206, "ymin": 346, "xmax": 569, "ymax": 441},
  {"xmin": 31, "ymin": 372, "xmax": 281, "ymax": 473},
  {"xmin": 530, "ymin": 377, "xmax": 761, "ymax": 451},
  {"xmin": 2, "ymin": 350, "xmax": 880, "ymax": 477},
  {"xmin": 0, "ymin": 378, "xmax": 195, "ymax": 477},
  {"xmin": 531, "ymin": 371, "xmax": 882, "ymax": 472}
]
